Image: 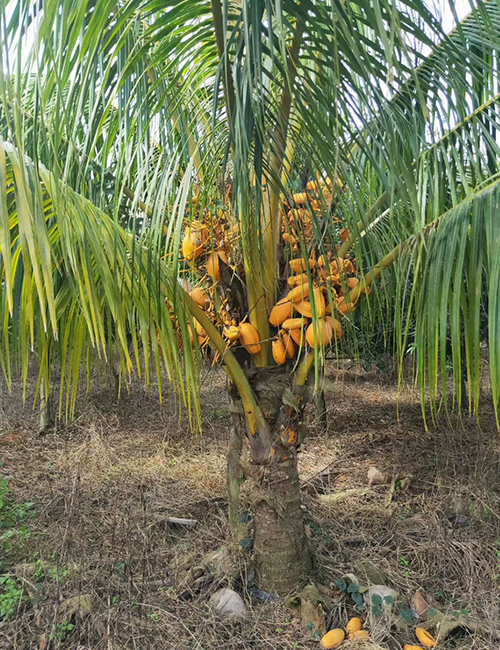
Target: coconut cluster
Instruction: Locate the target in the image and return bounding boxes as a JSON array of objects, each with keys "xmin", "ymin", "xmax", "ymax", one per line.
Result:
[{"xmin": 174, "ymin": 180, "xmax": 367, "ymax": 361}]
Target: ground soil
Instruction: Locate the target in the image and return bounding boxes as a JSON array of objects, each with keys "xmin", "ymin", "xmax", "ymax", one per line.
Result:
[{"xmin": 1, "ymin": 363, "xmax": 499, "ymax": 649}]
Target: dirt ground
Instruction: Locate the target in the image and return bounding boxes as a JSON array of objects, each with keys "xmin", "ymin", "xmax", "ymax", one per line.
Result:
[{"xmin": 1, "ymin": 363, "xmax": 500, "ymax": 649}]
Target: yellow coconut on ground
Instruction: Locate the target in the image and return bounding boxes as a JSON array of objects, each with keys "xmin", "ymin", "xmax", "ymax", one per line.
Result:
[
  {"xmin": 415, "ymin": 628, "xmax": 437, "ymax": 648},
  {"xmin": 346, "ymin": 618, "xmax": 363, "ymax": 635},
  {"xmin": 321, "ymin": 629, "xmax": 345, "ymax": 648}
]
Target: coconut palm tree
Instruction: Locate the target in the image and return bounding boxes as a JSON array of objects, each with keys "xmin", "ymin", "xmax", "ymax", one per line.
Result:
[{"xmin": 1, "ymin": 0, "xmax": 500, "ymax": 593}]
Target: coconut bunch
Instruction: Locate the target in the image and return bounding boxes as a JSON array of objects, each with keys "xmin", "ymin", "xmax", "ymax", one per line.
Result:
[
  {"xmin": 174, "ymin": 174, "xmax": 364, "ymax": 363},
  {"xmin": 177, "ymin": 201, "xmax": 264, "ymax": 356},
  {"xmin": 280, "ymin": 175, "xmax": 347, "ymax": 251},
  {"xmin": 268, "ymin": 249, "xmax": 364, "ymax": 364}
]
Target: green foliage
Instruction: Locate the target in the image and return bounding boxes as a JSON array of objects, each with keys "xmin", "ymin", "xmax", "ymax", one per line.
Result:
[
  {"xmin": 0, "ymin": 476, "xmax": 35, "ymax": 567},
  {"xmin": 0, "ymin": 575, "xmax": 26, "ymax": 620},
  {"xmin": 48, "ymin": 621, "xmax": 75, "ymax": 642},
  {"xmin": 0, "ymin": 474, "xmax": 37, "ymax": 620},
  {"xmin": 0, "ymin": 0, "xmax": 500, "ymax": 427},
  {"xmin": 371, "ymin": 594, "xmax": 394, "ymax": 617},
  {"xmin": 336, "ymin": 579, "xmax": 365, "ymax": 612},
  {"xmin": 400, "ymin": 607, "xmax": 415, "ymax": 623}
]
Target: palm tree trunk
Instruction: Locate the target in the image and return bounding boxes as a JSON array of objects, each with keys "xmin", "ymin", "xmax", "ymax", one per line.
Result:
[
  {"xmin": 228, "ymin": 369, "xmax": 312, "ymax": 593},
  {"xmin": 227, "ymin": 413, "xmax": 249, "ymax": 543},
  {"xmin": 251, "ymin": 452, "xmax": 311, "ymax": 592},
  {"xmin": 39, "ymin": 373, "xmax": 51, "ymax": 433}
]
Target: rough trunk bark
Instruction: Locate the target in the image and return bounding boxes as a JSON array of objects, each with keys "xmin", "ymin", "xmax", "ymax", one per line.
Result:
[
  {"xmin": 227, "ymin": 418, "xmax": 250, "ymax": 543},
  {"xmin": 227, "ymin": 369, "xmax": 313, "ymax": 593},
  {"xmin": 251, "ymin": 453, "xmax": 312, "ymax": 593}
]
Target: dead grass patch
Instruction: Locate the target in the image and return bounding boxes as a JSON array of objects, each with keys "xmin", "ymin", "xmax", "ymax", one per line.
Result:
[{"xmin": 0, "ymin": 364, "xmax": 499, "ymax": 649}]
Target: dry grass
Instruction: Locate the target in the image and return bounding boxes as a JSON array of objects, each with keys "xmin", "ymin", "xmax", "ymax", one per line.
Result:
[{"xmin": 0, "ymin": 364, "xmax": 499, "ymax": 649}]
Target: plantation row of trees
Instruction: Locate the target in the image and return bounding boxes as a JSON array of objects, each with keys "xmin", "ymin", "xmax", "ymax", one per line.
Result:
[{"xmin": 1, "ymin": 0, "xmax": 500, "ymax": 591}]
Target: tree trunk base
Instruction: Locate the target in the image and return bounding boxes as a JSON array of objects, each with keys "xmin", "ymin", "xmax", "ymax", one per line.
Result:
[{"xmin": 252, "ymin": 456, "xmax": 311, "ymax": 593}]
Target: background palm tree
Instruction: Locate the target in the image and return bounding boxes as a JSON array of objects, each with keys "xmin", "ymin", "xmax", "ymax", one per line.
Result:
[{"xmin": 1, "ymin": 0, "xmax": 500, "ymax": 592}]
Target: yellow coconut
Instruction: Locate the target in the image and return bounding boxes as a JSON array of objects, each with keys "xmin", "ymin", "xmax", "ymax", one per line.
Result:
[
  {"xmin": 293, "ymin": 192, "xmax": 308, "ymax": 204},
  {"xmin": 182, "ymin": 231, "xmax": 198, "ymax": 261},
  {"xmin": 330, "ymin": 258, "xmax": 347, "ymax": 275},
  {"xmin": 347, "ymin": 277, "xmax": 359, "ymax": 290},
  {"xmin": 346, "ymin": 618, "xmax": 363, "ymax": 635},
  {"xmin": 280, "ymin": 332, "xmax": 295, "ymax": 359},
  {"xmin": 306, "ymin": 319, "xmax": 333, "ymax": 348},
  {"xmin": 288, "ymin": 208, "xmax": 309, "ymax": 222},
  {"xmin": 239, "ymin": 322, "xmax": 261, "ymax": 355},
  {"xmin": 282, "ymin": 232, "xmax": 296, "ymax": 245},
  {"xmin": 282, "ymin": 317, "xmax": 306, "ymax": 331},
  {"xmin": 328, "ymin": 316, "xmax": 343, "ymax": 339},
  {"xmin": 336, "ymin": 295, "xmax": 356, "ymax": 315},
  {"xmin": 344, "ymin": 259, "xmax": 355, "ymax": 274},
  {"xmin": 311, "ymin": 285, "xmax": 326, "ymax": 317},
  {"xmin": 288, "ymin": 282, "xmax": 311, "ymax": 303},
  {"xmin": 194, "ymin": 319, "xmax": 207, "ymax": 338},
  {"xmin": 269, "ymin": 299, "xmax": 293, "ymax": 327},
  {"xmin": 289, "ymin": 258, "xmax": 307, "ymax": 273},
  {"xmin": 320, "ymin": 629, "xmax": 345, "ymax": 648},
  {"xmin": 287, "ymin": 273, "xmax": 309, "ymax": 288},
  {"xmin": 182, "ymin": 221, "xmax": 208, "ymax": 260},
  {"xmin": 206, "ymin": 250, "xmax": 228, "ymax": 281},
  {"xmin": 415, "ymin": 628, "xmax": 437, "ymax": 648},
  {"xmin": 272, "ymin": 338, "xmax": 287, "ymax": 365},
  {"xmin": 306, "ymin": 180, "xmax": 321, "ymax": 192},
  {"xmin": 289, "ymin": 327, "xmax": 305, "ymax": 346},
  {"xmin": 223, "ymin": 325, "xmax": 241, "ymax": 341},
  {"xmin": 294, "ymin": 300, "xmax": 313, "ymax": 318},
  {"xmin": 206, "ymin": 251, "xmax": 220, "ymax": 280},
  {"xmin": 190, "ymin": 287, "xmax": 210, "ymax": 308}
]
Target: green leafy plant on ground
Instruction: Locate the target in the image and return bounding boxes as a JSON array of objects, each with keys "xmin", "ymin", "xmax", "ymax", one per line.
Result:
[
  {"xmin": 0, "ymin": 475, "xmax": 35, "ymax": 567},
  {"xmin": 0, "ymin": 474, "xmax": 37, "ymax": 619},
  {"xmin": 0, "ymin": 575, "xmax": 26, "ymax": 620},
  {"xmin": 49, "ymin": 621, "xmax": 75, "ymax": 642}
]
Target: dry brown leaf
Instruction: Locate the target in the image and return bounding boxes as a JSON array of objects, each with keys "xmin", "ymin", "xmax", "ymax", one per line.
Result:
[
  {"xmin": 410, "ymin": 589, "xmax": 429, "ymax": 620},
  {"xmin": 367, "ymin": 467, "xmax": 387, "ymax": 487}
]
